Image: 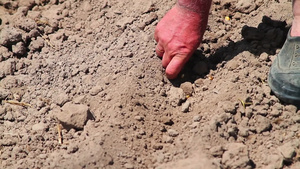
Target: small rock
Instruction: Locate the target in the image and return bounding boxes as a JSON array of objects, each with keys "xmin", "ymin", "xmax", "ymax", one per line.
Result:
[
  {"xmin": 15, "ymin": 17, "xmax": 37, "ymax": 32},
  {"xmin": 29, "ymin": 37, "xmax": 44, "ymax": 52},
  {"xmin": 55, "ymin": 103, "xmax": 92, "ymax": 130},
  {"xmin": 270, "ymin": 109, "xmax": 281, "ymax": 117},
  {"xmin": 0, "ymin": 107, "xmax": 7, "ymax": 117},
  {"xmin": 134, "ymin": 116, "xmax": 144, "ymax": 121},
  {"xmin": 32, "ymin": 123, "xmax": 48, "ymax": 131},
  {"xmin": 67, "ymin": 145, "xmax": 79, "ymax": 154},
  {"xmin": 245, "ymin": 107, "xmax": 253, "ymax": 118},
  {"xmin": 254, "ymin": 105, "xmax": 268, "ymax": 116},
  {"xmin": 167, "ymin": 87, "xmax": 185, "ymax": 107},
  {"xmin": 215, "ymin": 113, "xmax": 230, "ymax": 124},
  {"xmin": 4, "ymin": 111, "xmax": 15, "ymax": 121},
  {"xmin": 38, "ymin": 154, "xmax": 48, "ymax": 159},
  {"xmin": 194, "ymin": 79, "xmax": 204, "ymax": 87},
  {"xmin": 292, "ymin": 115, "xmax": 300, "ymax": 123},
  {"xmin": 164, "ymin": 135, "xmax": 173, "ymax": 144},
  {"xmin": 222, "ymin": 143, "xmax": 252, "ymax": 169},
  {"xmin": 0, "ymin": 139, "xmax": 17, "ymax": 146},
  {"xmin": 12, "ymin": 42, "xmax": 26, "ymax": 56},
  {"xmin": 235, "ymin": 0, "xmax": 257, "ymax": 14},
  {"xmin": 180, "ymin": 82, "xmax": 193, "ymax": 96},
  {"xmin": 36, "ymin": 100, "xmax": 45, "ymax": 110},
  {"xmin": 168, "ymin": 129, "xmax": 179, "ymax": 137},
  {"xmin": 238, "ymin": 127, "xmax": 249, "ymax": 137},
  {"xmin": 90, "ymin": 86, "xmax": 103, "ymax": 96},
  {"xmin": 0, "ymin": 26, "xmax": 23, "ymax": 47},
  {"xmin": 256, "ymin": 115, "xmax": 272, "ymax": 133},
  {"xmin": 0, "ymin": 88, "xmax": 11, "ymax": 100},
  {"xmin": 53, "ymin": 92, "xmax": 70, "ymax": 106},
  {"xmin": 73, "ymin": 95, "xmax": 86, "ymax": 104},
  {"xmin": 259, "ymin": 53, "xmax": 269, "ymax": 62},
  {"xmin": 193, "ymin": 115, "xmax": 202, "ymax": 122},
  {"xmin": 0, "ymin": 59, "xmax": 17, "ymax": 78},
  {"xmin": 82, "ymin": 1, "xmax": 93, "ymax": 12},
  {"xmin": 264, "ymin": 154, "xmax": 284, "ymax": 169},
  {"xmin": 218, "ymin": 101, "xmax": 237, "ymax": 114},
  {"xmin": 153, "ymin": 144, "xmax": 163, "ymax": 150},
  {"xmin": 210, "ymin": 145, "xmax": 224, "ymax": 157},
  {"xmin": 284, "ymin": 105, "xmax": 297, "ymax": 114},
  {"xmin": 225, "ymin": 61, "xmax": 239, "ymax": 71},
  {"xmin": 18, "ymin": 0, "xmax": 35, "ymax": 8},
  {"xmin": 181, "ymin": 100, "xmax": 191, "ymax": 112},
  {"xmin": 278, "ymin": 142, "xmax": 296, "ymax": 160}
]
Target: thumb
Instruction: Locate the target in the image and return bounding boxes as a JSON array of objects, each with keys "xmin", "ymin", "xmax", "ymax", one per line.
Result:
[{"xmin": 165, "ymin": 53, "xmax": 190, "ymax": 79}]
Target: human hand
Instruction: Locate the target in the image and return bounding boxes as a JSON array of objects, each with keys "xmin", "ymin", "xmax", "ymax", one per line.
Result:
[{"xmin": 154, "ymin": 4, "xmax": 209, "ymax": 79}]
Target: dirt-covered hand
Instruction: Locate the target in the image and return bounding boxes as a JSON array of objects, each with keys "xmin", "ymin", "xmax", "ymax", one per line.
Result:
[{"xmin": 154, "ymin": 4, "xmax": 209, "ymax": 79}]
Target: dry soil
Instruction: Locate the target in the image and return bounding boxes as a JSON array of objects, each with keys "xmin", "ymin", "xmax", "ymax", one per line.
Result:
[{"xmin": 1, "ymin": 0, "xmax": 300, "ymax": 169}]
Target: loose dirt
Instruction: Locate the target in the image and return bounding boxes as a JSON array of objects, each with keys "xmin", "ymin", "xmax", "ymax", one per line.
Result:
[{"xmin": 1, "ymin": 0, "xmax": 300, "ymax": 168}]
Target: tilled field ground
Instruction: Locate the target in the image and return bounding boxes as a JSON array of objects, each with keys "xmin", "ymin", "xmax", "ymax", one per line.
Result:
[{"xmin": 1, "ymin": 0, "xmax": 300, "ymax": 168}]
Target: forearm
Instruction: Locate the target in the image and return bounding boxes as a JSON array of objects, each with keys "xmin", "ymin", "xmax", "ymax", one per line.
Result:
[{"xmin": 177, "ymin": 0, "xmax": 212, "ymax": 14}]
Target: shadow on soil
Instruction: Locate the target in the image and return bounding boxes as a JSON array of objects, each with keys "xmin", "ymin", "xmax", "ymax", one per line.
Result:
[{"xmin": 169, "ymin": 16, "xmax": 290, "ymax": 87}]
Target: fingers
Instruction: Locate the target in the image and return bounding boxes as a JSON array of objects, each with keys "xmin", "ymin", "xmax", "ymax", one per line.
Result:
[
  {"xmin": 162, "ymin": 51, "xmax": 172, "ymax": 68},
  {"xmin": 155, "ymin": 43, "xmax": 164, "ymax": 57},
  {"xmin": 165, "ymin": 54, "xmax": 190, "ymax": 79}
]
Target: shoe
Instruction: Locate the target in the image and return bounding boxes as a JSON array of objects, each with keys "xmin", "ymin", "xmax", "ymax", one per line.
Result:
[{"xmin": 268, "ymin": 29, "xmax": 300, "ymax": 105}]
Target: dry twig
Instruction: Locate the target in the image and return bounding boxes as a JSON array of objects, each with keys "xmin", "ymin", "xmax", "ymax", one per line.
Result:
[
  {"xmin": 4, "ymin": 100, "xmax": 31, "ymax": 108},
  {"xmin": 57, "ymin": 123, "xmax": 63, "ymax": 144}
]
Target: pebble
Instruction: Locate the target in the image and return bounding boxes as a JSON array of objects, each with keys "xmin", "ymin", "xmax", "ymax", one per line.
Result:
[
  {"xmin": 225, "ymin": 61, "xmax": 239, "ymax": 71},
  {"xmin": 222, "ymin": 143, "xmax": 251, "ymax": 169},
  {"xmin": 194, "ymin": 79, "xmax": 204, "ymax": 87},
  {"xmin": 181, "ymin": 100, "xmax": 191, "ymax": 112},
  {"xmin": 238, "ymin": 127, "xmax": 249, "ymax": 137},
  {"xmin": 12, "ymin": 42, "xmax": 26, "ymax": 56},
  {"xmin": 256, "ymin": 115, "xmax": 272, "ymax": 133},
  {"xmin": 28, "ymin": 36, "xmax": 44, "ymax": 52},
  {"xmin": 259, "ymin": 52, "xmax": 269, "ymax": 62},
  {"xmin": 167, "ymin": 129, "xmax": 179, "ymax": 137},
  {"xmin": 163, "ymin": 135, "xmax": 173, "ymax": 143},
  {"xmin": 235, "ymin": 0, "xmax": 257, "ymax": 14},
  {"xmin": 4, "ymin": 111, "xmax": 15, "ymax": 121},
  {"xmin": 167, "ymin": 87, "xmax": 185, "ymax": 107},
  {"xmin": 152, "ymin": 144, "xmax": 163, "ymax": 150},
  {"xmin": 0, "ymin": 26, "xmax": 23, "ymax": 47},
  {"xmin": 67, "ymin": 145, "xmax": 79, "ymax": 154},
  {"xmin": 284, "ymin": 105, "xmax": 297, "ymax": 114},
  {"xmin": 209, "ymin": 145, "xmax": 224, "ymax": 157},
  {"xmin": 53, "ymin": 92, "xmax": 70, "ymax": 106},
  {"xmin": 180, "ymin": 82, "xmax": 193, "ymax": 96},
  {"xmin": 90, "ymin": 86, "xmax": 103, "ymax": 96},
  {"xmin": 0, "ymin": 107, "xmax": 7, "ymax": 117},
  {"xmin": 264, "ymin": 154, "xmax": 283, "ymax": 169},
  {"xmin": 38, "ymin": 154, "xmax": 48, "ymax": 159},
  {"xmin": 277, "ymin": 142, "xmax": 296, "ymax": 160},
  {"xmin": 31, "ymin": 122, "xmax": 48, "ymax": 131},
  {"xmin": 270, "ymin": 109, "xmax": 281, "ymax": 117},
  {"xmin": 134, "ymin": 116, "xmax": 144, "ymax": 121},
  {"xmin": 292, "ymin": 115, "xmax": 300, "ymax": 123},
  {"xmin": 55, "ymin": 102, "xmax": 91, "ymax": 130},
  {"xmin": 217, "ymin": 101, "xmax": 236, "ymax": 114},
  {"xmin": 193, "ymin": 115, "xmax": 202, "ymax": 122}
]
